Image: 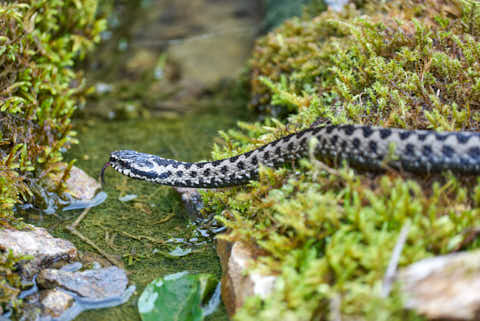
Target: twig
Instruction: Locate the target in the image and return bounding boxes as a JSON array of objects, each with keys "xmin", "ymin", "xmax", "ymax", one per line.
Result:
[
  {"xmin": 329, "ymin": 293, "xmax": 342, "ymax": 321},
  {"xmin": 118, "ymin": 230, "xmax": 165, "ymax": 245},
  {"xmin": 452, "ymin": 227, "xmax": 480, "ymax": 252},
  {"xmin": 66, "ymin": 207, "xmax": 123, "ymax": 267},
  {"xmin": 382, "ymin": 221, "xmax": 411, "ymax": 297}
]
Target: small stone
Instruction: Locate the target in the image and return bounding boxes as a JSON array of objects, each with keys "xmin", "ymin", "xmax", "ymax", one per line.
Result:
[
  {"xmin": 398, "ymin": 249, "xmax": 480, "ymax": 320},
  {"xmin": 48, "ymin": 163, "xmax": 101, "ymax": 200},
  {"xmin": 37, "ymin": 266, "xmax": 129, "ymax": 300},
  {"xmin": 0, "ymin": 225, "xmax": 77, "ymax": 277},
  {"xmin": 40, "ymin": 289, "xmax": 74, "ymax": 318},
  {"xmin": 174, "ymin": 187, "xmax": 204, "ymax": 218},
  {"xmin": 217, "ymin": 240, "xmax": 277, "ymax": 317},
  {"xmin": 66, "ymin": 166, "xmax": 101, "ymax": 200}
]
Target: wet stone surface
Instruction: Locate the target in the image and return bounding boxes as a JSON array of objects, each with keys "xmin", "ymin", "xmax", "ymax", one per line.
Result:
[
  {"xmin": 40, "ymin": 289, "xmax": 75, "ymax": 319},
  {"xmin": 217, "ymin": 240, "xmax": 277, "ymax": 317},
  {"xmin": 37, "ymin": 266, "xmax": 129, "ymax": 299},
  {"xmin": 0, "ymin": 225, "xmax": 77, "ymax": 278},
  {"xmin": 398, "ymin": 249, "xmax": 480, "ymax": 320}
]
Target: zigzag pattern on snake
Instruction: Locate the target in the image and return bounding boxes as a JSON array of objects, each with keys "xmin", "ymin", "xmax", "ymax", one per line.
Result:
[{"xmin": 103, "ymin": 124, "xmax": 480, "ymax": 188}]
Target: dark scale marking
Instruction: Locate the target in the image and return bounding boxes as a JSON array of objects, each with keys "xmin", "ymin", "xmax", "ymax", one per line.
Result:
[
  {"xmin": 435, "ymin": 133, "xmax": 449, "ymax": 141},
  {"xmin": 263, "ymin": 151, "xmax": 270, "ymax": 161},
  {"xmin": 243, "ymin": 150, "xmax": 254, "ymax": 158},
  {"xmin": 379, "ymin": 129, "xmax": 392, "ymax": 139},
  {"xmin": 341, "ymin": 124, "xmax": 355, "ymax": 135},
  {"xmin": 399, "ymin": 131, "xmax": 411, "ymax": 140},
  {"xmin": 237, "ymin": 161, "xmax": 245, "ymax": 170},
  {"xmin": 287, "ymin": 142, "xmax": 294, "ymax": 151},
  {"xmin": 190, "ymin": 171, "xmax": 197, "ymax": 178},
  {"xmin": 196, "ymin": 162, "xmax": 206, "ymax": 168},
  {"xmin": 340, "ymin": 140, "xmax": 348, "ymax": 150},
  {"xmin": 295, "ymin": 130, "xmax": 308, "ymax": 139},
  {"xmin": 325, "ymin": 125, "xmax": 335, "ymax": 134},
  {"xmin": 299, "ymin": 137, "xmax": 307, "ymax": 147},
  {"xmin": 362, "ymin": 126, "xmax": 374, "ymax": 138},
  {"xmin": 229, "ymin": 155, "xmax": 240, "ymax": 163},
  {"xmin": 405, "ymin": 144, "xmax": 415, "ymax": 157},
  {"xmin": 442, "ymin": 145, "xmax": 455, "ymax": 158},
  {"xmin": 221, "ymin": 166, "xmax": 228, "ymax": 175},
  {"xmin": 203, "ymin": 168, "xmax": 211, "ymax": 176},
  {"xmin": 183, "ymin": 163, "xmax": 192, "ymax": 169},
  {"xmin": 270, "ymin": 140, "xmax": 280, "ymax": 148},
  {"xmin": 330, "ymin": 135, "xmax": 339, "ymax": 145},
  {"xmin": 275, "ymin": 146, "xmax": 282, "ymax": 156},
  {"xmin": 312, "ymin": 126, "xmax": 324, "ymax": 135},
  {"xmin": 154, "ymin": 158, "xmax": 173, "ymax": 168},
  {"xmin": 229, "ymin": 174, "xmax": 236, "ymax": 182},
  {"xmin": 468, "ymin": 147, "xmax": 480, "ymax": 159},
  {"xmin": 185, "ymin": 179, "xmax": 192, "ymax": 186},
  {"xmin": 176, "ymin": 171, "xmax": 183, "ymax": 177},
  {"xmin": 369, "ymin": 140, "xmax": 377, "ymax": 154},
  {"xmin": 352, "ymin": 137, "xmax": 361, "ymax": 149},
  {"xmin": 158, "ymin": 171, "xmax": 171, "ymax": 180},
  {"xmin": 417, "ymin": 133, "xmax": 429, "ymax": 141},
  {"xmin": 456, "ymin": 133, "xmax": 471, "ymax": 144},
  {"xmin": 251, "ymin": 156, "xmax": 258, "ymax": 165},
  {"xmin": 422, "ymin": 145, "xmax": 432, "ymax": 157}
]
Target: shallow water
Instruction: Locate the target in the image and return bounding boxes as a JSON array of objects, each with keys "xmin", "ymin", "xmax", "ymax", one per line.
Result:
[
  {"xmin": 26, "ymin": 0, "xmax": 261, "ymax": 319},
  {"xmin": 34, "ymin": 101, "xmax": 251, "ymax": 321}
]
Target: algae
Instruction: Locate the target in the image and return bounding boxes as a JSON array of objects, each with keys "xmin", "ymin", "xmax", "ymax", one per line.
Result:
[{"xmin": 35, "ymin": 98, "xmax": 252, "ymax": 321}]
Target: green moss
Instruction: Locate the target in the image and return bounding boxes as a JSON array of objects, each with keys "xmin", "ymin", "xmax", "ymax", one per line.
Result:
[
  {"xmin": 202, "ymin": 0, "xmax": 480, "ymax": 320},
  {"xmin": 0, "ymin": 0, "xmax": 105, "ymax": 313},
  {"xmin": 0, "ymin": 1, "xmax": 105, "ymax": 224}
]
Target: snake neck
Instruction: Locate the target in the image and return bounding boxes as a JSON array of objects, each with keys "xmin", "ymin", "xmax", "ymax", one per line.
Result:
[{"xmin": 108, "ymin": 124, "xmax": 480, "ymax": 188}]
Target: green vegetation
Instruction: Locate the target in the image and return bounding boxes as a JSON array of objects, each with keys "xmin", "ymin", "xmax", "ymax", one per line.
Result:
[
  {"xmin": 0, "ymin": 0, "xmax": 105, "ymax": 313},
  {"xmin": 203, "ymin": 0, "xmax": 480, "ymax": 320},
  {"xmin": 0, "ymin": 1, "xmax": 105, "ymax": 225}
]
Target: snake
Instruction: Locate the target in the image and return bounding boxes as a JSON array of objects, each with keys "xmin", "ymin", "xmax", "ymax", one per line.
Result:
[{"xmin": 101, "ymin": 124, "xmax": 480, "ymax": 188}]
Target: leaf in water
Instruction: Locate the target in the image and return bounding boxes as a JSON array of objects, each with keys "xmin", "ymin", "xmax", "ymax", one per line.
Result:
[
  {"xmin": 118, "ymin": 194, "xmax": 137, "ymax": 202},
  {"xmin": 168, "ymin": 246, "xmax": 192, "ymax": 257},
  {"xmin": 138, "ymin": 272, "xmax": 219, "ymax": 321}
]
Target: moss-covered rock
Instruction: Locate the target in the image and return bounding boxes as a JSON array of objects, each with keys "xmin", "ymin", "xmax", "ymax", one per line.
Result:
[
  {"xmin": 0, "ymin": 1, "xmax": 105, "ymax": 225},
  {"xmin": 204, "ymin": 0, "xmax": 480, "ymax": 320},
  {"xmin": 0, "ymin": 0, "xmax": 105, "ymax": 313}
]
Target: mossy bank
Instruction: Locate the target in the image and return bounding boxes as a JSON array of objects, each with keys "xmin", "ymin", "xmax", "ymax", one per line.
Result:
[
  {"xmin": 0, "ymin": 0, "xmax": 105, "ymax": 313},
  {"xmin": 203, "ymin": 0, "xmax": 480, "ymax": 320}
]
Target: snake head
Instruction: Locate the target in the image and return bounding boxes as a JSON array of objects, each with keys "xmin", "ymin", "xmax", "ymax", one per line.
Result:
[{"xmin": 101, "ymin": 150, "xmax": 144, "ymax": 185}]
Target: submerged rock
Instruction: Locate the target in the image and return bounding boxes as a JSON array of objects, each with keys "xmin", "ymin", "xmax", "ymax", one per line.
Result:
[
  {"xmin": 21, "ymin": 266, "xmax": 134, "ymax": 321},
  {"xmin": 37, "ymin": 266, "xmax": 129, "ymax": 299},
  {"xmin": 174, "ymin": 187, "xmax": 204, "ymax": 218},
  {"xmin": 40, "ymin": 289, "xmax": 75, "ymax": 319},
  {"xmin": 217, "ymin": 240, "xmax": 277, "ymax": 317},
  {"xmin": 0, "ymin": 225, "xmax": 77, "ymax": 278},
  {"xmin": 398, "ymin": 250, "xmax": 480, "ymax": 320}
]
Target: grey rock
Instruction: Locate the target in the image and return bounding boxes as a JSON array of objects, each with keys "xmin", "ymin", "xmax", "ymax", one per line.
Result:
[
  {"xmin": 217, "ymin": 240, "xmax": 277, "ymax": 317},
  {"xmin": 40, "ymin": 289, "xmax": 75, "ymax": 319},
  {"xmin": 37, "ymin": 266, "xmax": 128, "ymax": 299},
  {"xmin": 398, "ymin": 250, "xmax": 480, "ymax": 320},
  {"xmin": 0, "ymin": 225, "xmax": 77, "ymax": 277}
]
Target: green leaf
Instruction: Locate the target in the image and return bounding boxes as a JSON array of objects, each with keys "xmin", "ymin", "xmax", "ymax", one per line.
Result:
[{"xmin": 138, "ymin": 272, "xmax": 219, "ymax": 321}]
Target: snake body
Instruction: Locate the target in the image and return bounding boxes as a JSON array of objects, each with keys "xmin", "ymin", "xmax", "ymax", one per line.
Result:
[{"xmin": 104, "ymin": 124, "xmax": 480, "ymax": 188}]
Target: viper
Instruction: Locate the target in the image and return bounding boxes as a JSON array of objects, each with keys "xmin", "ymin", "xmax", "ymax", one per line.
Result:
[{"xmin": 102, "ymin": 124, "xmax": 480, "ymax": 188}]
